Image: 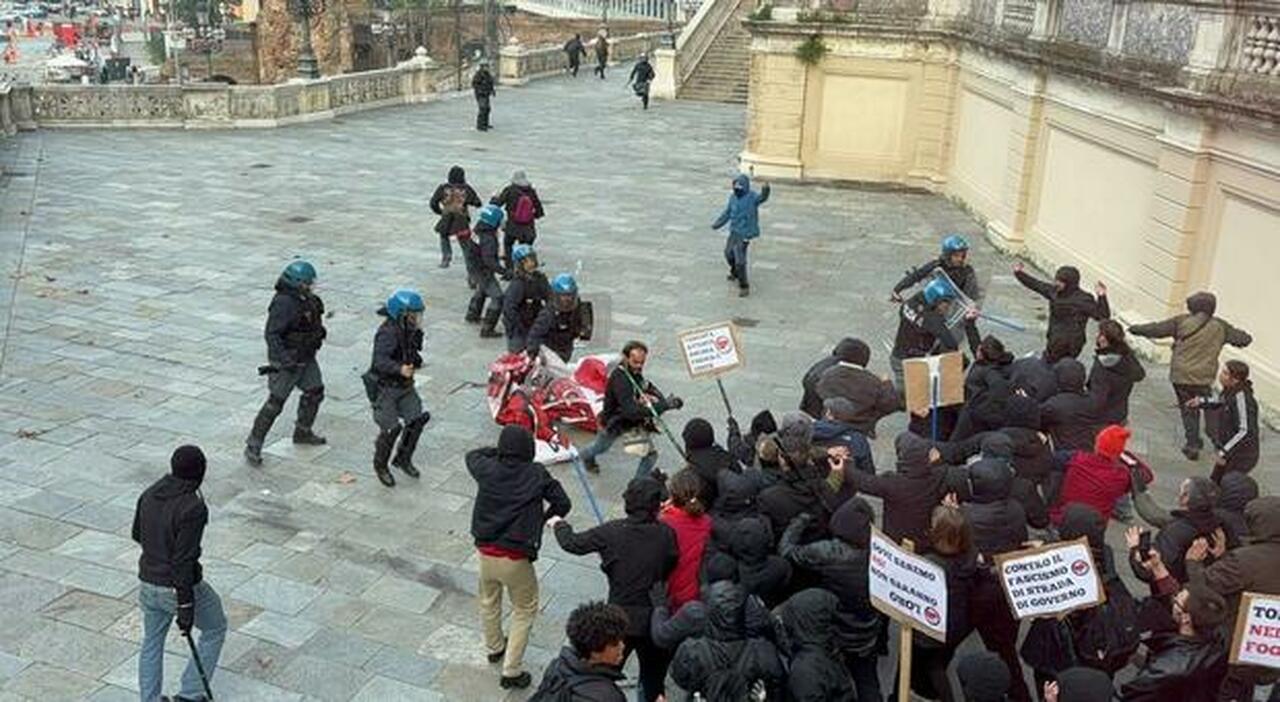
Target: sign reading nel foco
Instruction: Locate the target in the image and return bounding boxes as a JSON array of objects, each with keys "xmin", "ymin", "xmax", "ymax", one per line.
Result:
[
  {"xmin": 677, "ymin": 322, "xmax": 743, "ymax": 379},
  {"xmin": 868, "ymin": 528, "xmax": 948, "ymax": 642},
  {"xmin": 1230, "ymin": 592, "xmax": 1280, "ymax": 670},
  {"xmin": 994, "ymin": 538, "xmax": 1105, "ymax": 620}
]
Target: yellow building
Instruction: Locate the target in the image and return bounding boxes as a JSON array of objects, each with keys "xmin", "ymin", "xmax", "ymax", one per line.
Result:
[{"xmin": 733, "ymin": 1, "xmax": 1280, "ymax": 410}]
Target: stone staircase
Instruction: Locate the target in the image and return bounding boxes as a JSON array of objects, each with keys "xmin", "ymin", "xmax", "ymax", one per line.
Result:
[{"xmin": 677, "ymin": 0, "xmax": 751, "ymax": 103}]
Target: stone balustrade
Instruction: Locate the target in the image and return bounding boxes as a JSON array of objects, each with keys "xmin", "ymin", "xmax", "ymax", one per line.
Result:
[{"xmin": 499, "ymin": 31, "xmax": 668, "ymax": 84}]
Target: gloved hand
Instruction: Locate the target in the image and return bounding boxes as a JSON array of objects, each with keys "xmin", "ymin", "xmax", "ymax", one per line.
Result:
[
  {"xmin": 726, "ymin": 416, "xmax": 741, "ymax": 436},
  {"xmin": 176, "ymin": 603, "xmax": 194, "ymax": 634},
  {"xmin": 649, "ymin": 581, "xmax": 668, "ymax": 609}
]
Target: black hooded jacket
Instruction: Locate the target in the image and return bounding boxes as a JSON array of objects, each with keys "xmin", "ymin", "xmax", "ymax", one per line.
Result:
[
  {"xmin": 530, "ymin": 647, "xmax": 627, "ymax": 702},
  {"xmin": 668, "ymin": 582, "xmax": 785, "ymax": 696},
  {"xmin": 846, "ymin": 432, "xmax": 952, "ymax": 550},
  {"xmin": 1087, "ymin": 350, "xmax": 1145, "ymax": 425},
  {"xmin": 1015, "ymin": 266, "xmax": 1110, "ymax": 358},
  {"xmin": 554, "ymin": 478, "xmax": 678, "ymax": 636},
  {"xmin": 892, "ymin": 290, "xmax": 960, "ymax": 360},
  {"xmin": 502, "ymin": 270, "xmax": 550, "ymax": 339},
  {"xmin": 1009, "ymin": 352, "xmax": 1060, "ymax": 402},
  {"xmin": 1118, "ymin": 629, "xmax": 1229, "ymax": 702},
  {"xmin": 428, "ymin": 166, "xmax": 482, "ymax": 236},
  {"xmin": 1040, "ymin": 359, "xmax": 1101, "ymax": 452},
  {"xmin": 682, "ymin": 418, "xmax": 740, "ymax": 507},
  {"xmin": 265, "ymin": 278, "xmax": 326, "ymax": 366},
  {"xmin": 757, "ymin": 458, "xmax": 837, "ymax": 548},
  {"xmin": 370, "ymin": 312, "xmax": 424, "ymax": 387},
  {"xmin": 961, "ymin": 437, "xmax": 1029, "ymax": 558},
  {"xmin": 778, "ymin": 589, "xmax": 857, "ymax": 702},
  {"xmin": 954, "ymin": 349, "xmax": 1015, "ymax": 439},
  {"xmin": 468, "ymin": 426, "xmax": 571, "ymax": 561},
  {"xmin": 777, "ymin": 499, "xmax": 882, "ymax": 657},
  {"xmin": 133, "ymin": 474, "xmax": 207, "ymax": 607},
  {"xmin": 725, "ymin": 516, "xmax": 792, "ymax": 607}
]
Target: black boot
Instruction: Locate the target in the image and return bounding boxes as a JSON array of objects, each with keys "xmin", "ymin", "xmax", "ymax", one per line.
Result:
[
  {"xmin": 244, "ymin": 443, "xmax": 263, "ymax": 467},
  {"xmin": 465, "ymin": 292, "xmax": 484, "ymax": 324},
  {"xmin": 294, "ymin": 386, "xmax": 326, "ymax": 444},
  {"xmin": 392, "ymin": 414, "xmax": 429, "ymax": 478},
  {"xmin": 479, "ymin": 307, "xmax": 503, "ymax": 339},
  {"xmin": 245, "ymin": 395, "xmax": 285, "ymax": 466},
  {"xmin": 374, "ymin": 427, "xmax": 400, "ymax": 487}
]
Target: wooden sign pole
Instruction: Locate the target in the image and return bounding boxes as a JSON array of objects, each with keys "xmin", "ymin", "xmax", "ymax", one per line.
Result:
[{"xmin": 898, "ymin": 538, "xmax": 916, "ymax": 702}]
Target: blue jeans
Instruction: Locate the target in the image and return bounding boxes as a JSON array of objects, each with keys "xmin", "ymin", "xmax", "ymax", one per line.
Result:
[
  {"xmin": 723, "ymin": 237, "xmax": 750, "ymax": 288},
  {"xmin": 139, "ymin": 580, "xmax": 227, "ymax": 702},
  {"xmin": 578, "ymin": 429, "xmax": 658, "ymax": 479}
]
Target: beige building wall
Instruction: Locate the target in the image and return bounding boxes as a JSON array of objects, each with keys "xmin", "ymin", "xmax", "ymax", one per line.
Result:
[{"xmin": 742, "ymin": 29, "xmax": 1280, "ymax": 407}]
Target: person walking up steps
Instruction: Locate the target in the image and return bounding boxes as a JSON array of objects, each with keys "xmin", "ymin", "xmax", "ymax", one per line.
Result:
[{"xmin": 712, "ymin": 174, "xmax": 770, "ymax": 297}]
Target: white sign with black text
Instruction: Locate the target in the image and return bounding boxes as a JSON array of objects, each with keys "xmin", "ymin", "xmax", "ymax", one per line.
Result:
[
  {"xmin": 868, "ymin": 528, "xmax": 948, "ymax": 642},
  {"xmin": 994, "ymin": 539, "xmax": 1105, "ymax": 620}
]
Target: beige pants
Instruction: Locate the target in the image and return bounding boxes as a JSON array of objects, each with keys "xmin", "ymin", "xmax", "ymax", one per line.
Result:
[{"xmin": 477, "ymin": 553, "xmax": 539, "ymax": 677}]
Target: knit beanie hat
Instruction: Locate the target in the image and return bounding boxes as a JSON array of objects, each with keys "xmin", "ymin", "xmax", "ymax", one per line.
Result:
[
  {"xmin": 956, "ymin": 651, "xmax": 1011, "ymax": 702},
  {"xmin": 171, "ymin": 445, "xmax": 207, "ymax": 483},
  {"xmin": 834, "ymin": 338, "xmax": 871, "ymax": 366},
  {"xmin": 682, "ymin": 418, "xmax": 715, "ymax": 451},
  {"xmin": 1094, "ymin": 425, "xmax": 1131, "ymax": 460}
]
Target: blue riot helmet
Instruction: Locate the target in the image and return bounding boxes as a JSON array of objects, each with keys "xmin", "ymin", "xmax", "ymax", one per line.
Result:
[
  {"xmin": 478, "ymin": 204, "xmax": 504, "ymax": 228},
  {"xmin": 551, "ymin": 273, "xmax": 579, "ymax": 312},
  {"xmin": 941, "ymin": 235, "xmax": 970, "ymax": 254},
  {"xmin": 512, "ymin": 244, "xmax": 538, "ymax": 271},
  {"xmin": 386, "ymin": 288, "xmax": 425, "ymax": 323},
  {"xmin": 923, "ymin": 278, "xmax": 956, "ymax": 307},
  {"xmin": 282, "ymin": 260, "xmax": 317, "ymax": 288}
]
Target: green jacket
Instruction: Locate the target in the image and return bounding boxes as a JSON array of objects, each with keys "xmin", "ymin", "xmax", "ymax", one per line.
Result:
[{"xmin": 1129, "ymin": 313, "xmax": 1250, "ymax": 386}]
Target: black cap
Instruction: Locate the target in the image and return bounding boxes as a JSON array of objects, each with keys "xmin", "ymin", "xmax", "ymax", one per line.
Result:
[{"xmin": 170, "ymin": 445, "xmax": 207, "ymax": 483}]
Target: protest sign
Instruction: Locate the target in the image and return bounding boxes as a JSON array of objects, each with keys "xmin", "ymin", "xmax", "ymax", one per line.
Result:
[
  {"xmin": 869, "ymin": 528, "xmax": 948, "ymax": 642},
  {"xmin": 677, "ymin": 322, "xmax": 743, "ymax": 379},
  {"xmin": 993, "ymin": 538, "xmax": 1105, "ymax": 620},
  {"xmin": 902, "ymin": 351, "xmax": 964, "ymax": 416},
  {"xmin": 1229, "ymin": 592, "xmax": 1280, "ymax": 670}
]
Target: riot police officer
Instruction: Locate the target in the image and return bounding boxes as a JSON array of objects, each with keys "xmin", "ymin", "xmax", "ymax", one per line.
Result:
[
  {"xmin": 365, "ymin": 289, "xmax": 431, "ymax": 488},
  {"xmin": 892, "ymin": 234, "xmax": 982, "ymax": 355},
  {"xmin": 525, "ymin": 273, "xmax": 592, "ymax": 363},
  {"xmin": 244, "ymin": 260, "xmax": 327, "ymax": 467},
  {"xmin": 502, "ymin": 244, "xmax": 550, "ymax": 354}
]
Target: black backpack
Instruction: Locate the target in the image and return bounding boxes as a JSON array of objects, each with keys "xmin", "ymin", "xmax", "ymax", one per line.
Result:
[{"xmin": 1069, "ymin": 574, "xmax": 1141, "ymax": 674}]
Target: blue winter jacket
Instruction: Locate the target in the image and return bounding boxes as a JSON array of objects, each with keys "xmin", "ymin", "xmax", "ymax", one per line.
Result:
[{"xmin": 712, "ymin": 174, "xmax": 771, "ymax": 240}]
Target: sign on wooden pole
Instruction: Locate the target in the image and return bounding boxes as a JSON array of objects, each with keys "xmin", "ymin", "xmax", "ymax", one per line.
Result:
[
  {"xmin": 1229, "ymin": 592, "xmax": 1280, "ymax": 670},
  {"xmin": 993, "ymin": 538, "xmax": 1106, "ymax": 620}
]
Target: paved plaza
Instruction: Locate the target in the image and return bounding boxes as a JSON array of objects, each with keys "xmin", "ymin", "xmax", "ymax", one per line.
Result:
[{"xmin": 0, "ymin": 72, "xmax": 1276, "ymax": 701}]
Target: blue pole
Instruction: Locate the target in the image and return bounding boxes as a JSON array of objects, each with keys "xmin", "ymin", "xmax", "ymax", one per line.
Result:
[{"xmin": 571, "ymin": 453, "xmax": 605, "ymax": 525}]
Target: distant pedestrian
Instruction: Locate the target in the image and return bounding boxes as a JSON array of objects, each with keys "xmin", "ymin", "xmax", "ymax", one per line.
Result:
[
  {"xmin": 472, "ymin": 60, "xmax": 495, "ymax": 131},
  {"xmin": 427, "ymin": 165, "xmax": 482, "ymax": 269},
  {"xmin": 593, "ymin": 29, "xmax": 609, "ymax": 79},
  {"xmin": 133, "ymin": 445, "xmax": 227, "ymax": 702},
  {"xmin": 564, "ymin": 33, "xmax": 587, "ymax": 77},
  {"xmin": 468, "ymin": 425, "xmax": 572, "ymax": 691},
  {"xmin": 629, "ymin": 53, "xmax": 655, "ymax": 109},
  {"xmin": 1128, "ymin": 291, "xmax": 1252, "ymax": 461},
  {"xmin": 711, "ymin": 174, "xmax": 770, "ymax": 297}
]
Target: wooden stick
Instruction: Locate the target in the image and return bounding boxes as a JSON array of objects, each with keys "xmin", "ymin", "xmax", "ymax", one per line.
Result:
[{"xmin": 898, "ymin": 538, "xmax": 916, "ymax": 702}]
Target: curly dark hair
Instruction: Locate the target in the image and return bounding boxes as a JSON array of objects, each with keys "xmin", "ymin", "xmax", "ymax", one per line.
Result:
[{"xmin": 567, "ymin": 601, "xmax": 629, "ymax": 658}]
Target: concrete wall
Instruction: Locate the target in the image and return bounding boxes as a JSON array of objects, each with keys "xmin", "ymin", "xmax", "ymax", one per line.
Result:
[{"xmin": 741, "ymin": 23, "xmax": 1280, "ymax": 408}]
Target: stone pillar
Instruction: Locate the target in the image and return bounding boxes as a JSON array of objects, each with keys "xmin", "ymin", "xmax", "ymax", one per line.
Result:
[
  {"xmin": 652, "ymin": 47, "xmax": 678, "ymax": 98},
  {"xmin": 499, "ymin": 38, "xmax": 526, "ymax": 85},
  {"xmin": 1183, "ymin": 6, "xmax": 1237, "ymax": 88},
  {"xmin": 994, "ymin": 69, "xmax": 1046, "ymax": 248}
]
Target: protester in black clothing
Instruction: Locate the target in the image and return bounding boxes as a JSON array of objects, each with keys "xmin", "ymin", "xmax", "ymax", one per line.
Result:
[
  {"xmin": 778, "ymin": 588, "xmax": 857, "ymax": 702},
  {"xmin": 526, "ymin": 273, "xmax": 592, "ymax": 362},
  {"xmin": 563, "ymin": 33, "xmax": 587, "ymax": 77},
  {"xmin": 725, "ymin": 515, "xmax": 792, "ymax": 608},
  {"xmin": 727, "ymin": 409, "xmax": 778, "ymax": 472},
  {"xmin": 551, "ymin": 477, "xmax": 678, "ymax": 702},
  {"xmin": 1013, "ymin": 261, "xmax": 1110, "ymax": 359},
  {"xmin": 245, "ymin": 260, "xmax": 327, "ymax": 467},
  {"xmin": 681, "ymin": 417, "xmax": 741, "ymax": 506},
  {"xmin": 502, "ymin": 244, "xmax": 549, "ymax": 353},
  {"xmin": 628, "ymin": 54, "xmax": 655, "ymax": 109},
  {"xmin": 892, "ymin": 234, "xmax": 982, "ymax": 354},
  {"xmin": 1119, "ymin": 584, "xmax": 1230, "ymax": 702},
  {"xmin": 134, "ymin": 446, "xmax": 228, "ymax": 702},
  {"xmin": 667, "ymin": 580, "xmax": 786, "ymax": 699},
  {"xmin": 800, "ymin": 337, "xmax": 860, "ymax": 418},
  {"xmin": 365, "ymin": 289, "xmax": 430, "ymax": 487},
  {"xmin": 490, "ymin": 170, "xmax": 545, "ymax": 271},
  {"xmin": 1087, "ymin": 319, "xmax": 1145, "ymax": 425},
  {"xmin": 1215, "ymin": 471, "xmax": 1259, "ymax": 542},
  {"xmin": 756, "ymin": 412, "xmax": 841, "ymax": 546},
  {"xmin": 951, "ymin": 334, "xmax": 1014, "ymax": 441},
  {"xmin": 980, "ymin": 430, "xmax": 1050, "ymax": 529},
  {"xmin": 428, "ymin": 165, "xmax": 482, "ymax": 269},
  {"xmin": 530, "ymin": 601, "xmax": 629, "ymax": 702},
  {"xmin": 469, "ymin": 425, "xmax": 571, "ymax": 689},
  {"xmin": 578, "ymin": 340, "xmax": 683, "ymax": 477},
  {"xmin": 778, "ymin": 500, "xmax": 885, "ymax": 702},
  {"xmin": 1009, "ymin": 337, "xmax": 1076, "ymax": 402},
  {"xmin": 814, "ymin": 336, "xmax": 900, "ymax": 437},
  {"xmin": 472, "ymin": 61, "xmax": 495, "ymax": 130},
  {"xmin": 467, "ymin": 205, "xmax": 506, "ymax": 338},
  {"xmin": 593, "ymin": 30, "xmax": 609, "ymax": 78},
  {"xmin": 957, "ymin": 652, "xmax": 1012, "ymax": 702},
  {"xmin": 1001, "ymin": 394, "xmax": 1054, "ymax": 493},
  {"xmin": 1187, "ymin": 359, "xmax": 1260, "ymax": 482},
  {"xmin": 1040, "ymin": 358, "xmax": 1102, "ymax": 452},
  {"xmin": 844, "ymin": 431, "xmax": 953, "ymax": 551},
  {"xmin": 1041, "ymin": 667, "xmax": 1114, "ymax": 702},
  {"xmin": 891, "ymin": 277, "xmax": 977, "ymax": 397},
  {"xmin": 649, "ymin": 553, "xmax": 772, "ymax": 649}
]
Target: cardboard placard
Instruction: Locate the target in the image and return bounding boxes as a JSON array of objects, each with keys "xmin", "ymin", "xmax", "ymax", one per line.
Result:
[
  {"xmin": 902, "ymin": 351, "xmax": 964, "ymax": 415},
  {"xmin": 677, "ymin": 321, "xmax": 743, "ymax": 379},
  {"xmin": 993, "ymin": 538, "xmax": 1106, "ymax": 620},
  {"xmin": 1229, "ymin": 592, "xmax": 1280, "ymax": 670},
  {"xmin": 869, "ymin": 528, "xmax": 948, "ymax": 642}
]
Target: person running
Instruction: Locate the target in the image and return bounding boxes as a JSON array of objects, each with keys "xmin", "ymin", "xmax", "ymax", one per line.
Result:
[
  {"xmin": 629, "ymin": 53, "xmax": 655, "ymax": 109},
  {"xmin": 502, "ymin": 244, "xmax": 550, "ymax": 354},
  {"xmin": 1186, "ymin": 359, "xmax": 1259, "ymax": 482},
  {"xmin": 711, "ymin": 174, "xmax": 770, "ymax": 297},
  {"xmin": 490, "ymin": 170, "xmax": 545, "ymax": 273},
  {"xmin": 563, "ymin": 33, "xmax": 587, "ymax": 77},
  {"xmin": 593, "ymin": 29, "xmax": 609, "ymax": 79},
  {"xmin": 427, "ymin": 165, "xmax": 482, "ymax": 269},
  {"xmin": 466, "ymin": 204, "xmax": 507, "ymax": 339},
  {"xmin": 472, "ymin": 60, "xmax": 496, "ymax": 131}
]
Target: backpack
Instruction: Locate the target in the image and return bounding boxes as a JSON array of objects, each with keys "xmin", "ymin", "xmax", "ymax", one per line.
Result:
[
  {"xmin": 1068, "ymin": 574, "xmax": 1141, "ymax": 674},
  {"xmin": 513, "ymin": 192, "xmax": 537, "ymax": 225},
  {"xmin": 441, "ymin": 185, "xmax": 467, "ymax": 215}
]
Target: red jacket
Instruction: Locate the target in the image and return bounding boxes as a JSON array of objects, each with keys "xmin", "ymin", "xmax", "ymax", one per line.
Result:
[
  {"xmin": 659, "ymin": 504, "xmax": 712, "ymax": 611},
  {"xmin": 1050, "ymin": 450, "xmax": 1132, "ymax": 524}
]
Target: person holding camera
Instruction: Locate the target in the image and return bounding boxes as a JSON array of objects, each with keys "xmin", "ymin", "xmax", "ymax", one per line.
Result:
[{"xmin": 577, "ymin": 340, "xmax": 683, "ymax": 478}]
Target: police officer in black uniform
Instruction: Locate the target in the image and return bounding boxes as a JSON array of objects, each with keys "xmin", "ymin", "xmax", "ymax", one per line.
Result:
[
  {"xmin": 245, "ymin": 260, "xmax": 327, "ymax": 467},
  {"xmin": 365, "ymin": 289, "xmax": 431, "ymax": 488},
  {"xmin": 502, "ymin": 244, "xmax": 550, "ymax": 355},
  {"xmin": 525, "ymin": 273, "xmax": 592, "ymax": 363}
]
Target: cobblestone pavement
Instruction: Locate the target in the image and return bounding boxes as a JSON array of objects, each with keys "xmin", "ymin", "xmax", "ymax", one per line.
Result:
[{"xmin": 0, "ymin": 70, "xmax": 1276, "ymax": 701}]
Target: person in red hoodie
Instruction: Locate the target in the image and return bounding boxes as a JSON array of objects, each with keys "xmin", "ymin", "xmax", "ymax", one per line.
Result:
[
  {"xmin": 1050, "ymin": 424, "xmax": 1134, "ymax": 524},
  {"xmin": 660, "ymin": 469, "xmax": 713, "ymax": 612}
]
